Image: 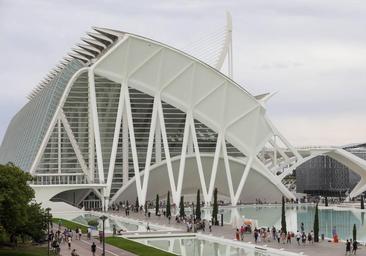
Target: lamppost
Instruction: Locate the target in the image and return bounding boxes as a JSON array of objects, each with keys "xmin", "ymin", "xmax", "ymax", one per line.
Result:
[
  {"xmin": 99, "ymin": 215, "xmax": 108, "ymax": 256},
  {"xmin": 45, "ymin": 207, "xmax": 51, "ymax": 256}
]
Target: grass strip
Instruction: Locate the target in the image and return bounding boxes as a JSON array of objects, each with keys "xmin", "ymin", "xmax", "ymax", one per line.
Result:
[
  {"xmin": 52, "ymin": 218, "xmax": 88, "ymax": 233},
  {"xmin": 106, "ymin": 236, "xmax": 176, "ymax": 256},
  {"xmin": 0, "ymin": 246, "xmax": 47, "ymax": 256}
]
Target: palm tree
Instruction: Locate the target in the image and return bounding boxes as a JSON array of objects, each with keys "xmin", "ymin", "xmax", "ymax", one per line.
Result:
[
  {"xmin": 281, "ymin": 196, "xmax": 287, "ymax": 233},
  {"xmin": 179, "ymin": 196, "xmax": 185, "ymax": 217},
  {"xmin": 155, "ymin": 194, "xmax": 159, "ymax": 216},
  {"xmin": 166, "ymin": 191, "xmax": 171, "ymax": 218},
  {"xmin": 314, "ymin": 202, "xmax": 319, "ymax": 242},
  {"xmin": 212, "ymin": 188, "xmax": 218, "ymax": 225}
]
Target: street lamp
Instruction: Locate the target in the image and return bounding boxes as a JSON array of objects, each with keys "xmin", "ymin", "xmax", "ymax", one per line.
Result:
[
  {"xmin": 99, "ymin": 215, "xmax": 108, "ymax": 256},
  {"xmin": 45, "ymin": 207, "xmax": 51, "ymax": 256}
]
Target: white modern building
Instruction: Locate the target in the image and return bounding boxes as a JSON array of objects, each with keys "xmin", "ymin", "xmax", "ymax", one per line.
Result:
[{"xmin": 1, "ymin": 22, "xmax": 366, "ymax": 210}]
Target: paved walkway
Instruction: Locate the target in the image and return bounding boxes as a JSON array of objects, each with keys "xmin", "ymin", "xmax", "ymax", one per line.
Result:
[
  {"xmin": 52, "ymin": 228, "xmax": 135, "ymax": 256},
  {"xmin": 107, "ymin": 209, "xmax": 363, "ymax": 256}
]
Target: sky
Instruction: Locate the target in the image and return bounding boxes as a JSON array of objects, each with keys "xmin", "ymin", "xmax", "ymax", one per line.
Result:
[{"xmin": 0, "ymin": 0, "xmax": 365, "ymax": 147}]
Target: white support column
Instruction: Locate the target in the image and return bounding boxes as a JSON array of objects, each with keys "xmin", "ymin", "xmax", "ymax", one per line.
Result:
[
  {"xmin": 157, "ymin": 96, "xmax": 177, "ymax": 204},
  {"xmin": 233, "ymin": 156, "xmax": 253, "ymax": 206},
  {"xmin": 189, "ymin": 113, "xmax": 209, "ymax": 204},
  {"xmin": 273, "ymin": 136, "xmax": 277, "ymax": 166},
  {"xmin": 175, "ymin": 114, "xmax": 190, "ymax": 205},
  {"xmin": 141, "ymin": 97, "xmax": 159, "ymax": 203},
  {"xmin": 88, "ymin": 68, "xmax": 105, "ymax": 183},
  {"xmin": 106, "ymin": 82, "xmax": 125, "ymax": 198},
  {"xmin": 221, "ymin": 137, "xmax": 235, "ymax": 204},
  {"xmin": 57, "ymin": 117, "xmax": 61, "ymax": 174},
  {"xmin": 123, "ymin": 85, "xmax": 143, "ymax": 205},
  {"xmin": 88, "ymin": 80, "xmax": 95, "ymax": 182},
  {"xmin": 155, "ymin": 119, "xmax": 162, "ymax": 162},
  {"xmin": 207, "ymin": 132, "xmax": 223, "ymax": 203},
  {"xmin": 122, "ymin": 107, "xmax": 129, "ymax": 186}
]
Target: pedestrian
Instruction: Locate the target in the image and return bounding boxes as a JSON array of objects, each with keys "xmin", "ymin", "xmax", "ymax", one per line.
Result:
[
  {"xmin": 147, "ymin": 222, "xmax": 151, "ymax": 232},
  {"xmin": 346, "ymin": 239, "xmax": 351, "ymax": 256},
  {"xmin": 67, "ymin": 236, "xmax": 72, "ymax": 250},
  {"xmin": 352, "ymin": 239, "xmax": 358, "ymax": 255},
  {"xmin": 254, "ymin": 229, "xmax": 258, "ymax": 243},
  {"xmin": 301, "ymin": 232, "xmax": 306, "ymax": 244},
  {"xmin": 287, "ymin": 232, "xmax": 291, "ymax": 244},
  {"xmin": 75, "ymin": 228, "xmax": 79, "ymax": 240},
  {"xmin": 296, "ymin": 231, "xmax": 301, "ymax": 245},
  {"xmin": 91, "ymin": 242, "xmax": 96, "ymax": 256},
  {"xmin": 71, "ymin": 249, "xmax": 79, "ymax": 256},
  {"xmin": 307, "ymin": 232, "xmax": 312, "ymax": 244},
  {"xmin": 300, "ymin": 222, "xmax": 304, "ymax": 233},
  {"xmin": 78, "ymin": 228, "xmax": 82, "ymax": 240},
  {"xmin": 240, "ymin": 225, "xmax": 245, "ymax": 241},
  {"xmin": 235, "ymin": 228, "xmax": 240, "ymax": 241},
  {"xmin": 87, "ymin": 227, "xmax": 91, "ymax": 240},
  {"xmin": 209, "ymin": 221, "xmax": 212, "ymax": 232},
  {"xmin": 98, "ymin": 231, "xmax": 102, "ymax": 244}
]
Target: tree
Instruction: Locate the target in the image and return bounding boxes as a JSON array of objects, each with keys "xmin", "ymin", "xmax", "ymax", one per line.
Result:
[
  {"xmin": 144, "ymin": 201, "xmax": 148, "ymax": 216},
  {"xmin": 135, "ymin": 197, "xmax": 139, "ymax": 211},
  {"xmin": 313, "ymin": 202, "xmax": 319, "ymax": 242},
  {"xmin": 361, "ymin": 195, "xmax": 364, "ymax": 210},
  {"xmin": 325, "ymin": 196, "xmax": 328, "ymax": 207},
  {"xmin": 212, "ymin": 188, "xmax": 218, "ymax": 225},
  {"xmin": 353, "ymin": 224, "xmax": 357, "ymax": 241},
  {"xmin": 281, "ymin": 196, "xmax": 287, "ymax": 233},
  {"xmin": 196, "ymin": 189, "xmax": 201, "ymax": 220},
  {"xmin": 0, "ymin": 163, "xmax": 48, "ymax": 244},
  {"xmin": 155, "ymin": 194, "xmax": 159, "ymax": 216},
  {"xmin": 166, "ymin": 191, "xmax": 171, "ymax": 218},
  {"xmin": 179, "ymin": 196, "xmax": 185, "ymax": 217}
]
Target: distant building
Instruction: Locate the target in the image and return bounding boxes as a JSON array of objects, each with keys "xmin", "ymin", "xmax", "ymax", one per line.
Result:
[{"xmin": 296, "ymin": 143, "xmax": 366, "ymax": 196}]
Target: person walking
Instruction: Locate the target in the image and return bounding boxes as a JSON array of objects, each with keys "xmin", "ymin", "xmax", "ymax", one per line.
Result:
[
  {"xmin": 209, "ymin": 221, "xmax": 212, "ymax": 232},
  {"xmin": 346, "ymin": 239, "xmax": 351, "ymax": 256},
  {"xmin": 296, "ymin": 231, "xmax": 301, "ymax": 245},
  {"xmin": 235, "ymin": 228, "xmax": 240, "ymax": 241},
  {"xmin": 91, "ymin": 242, "xmax": 96, "ymax": 256},
  {"xmin": 67, "ymin": 236, "xmax": 72, "ymax": 250},
  {"xmin": 352, "ymin": 239, "xmax": 358, "ymax": 255}
]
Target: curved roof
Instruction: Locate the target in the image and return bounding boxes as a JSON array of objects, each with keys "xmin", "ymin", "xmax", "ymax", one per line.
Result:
[{"xmin": 93, "ymin": 33, "xmax": 273, "ymax": 158}]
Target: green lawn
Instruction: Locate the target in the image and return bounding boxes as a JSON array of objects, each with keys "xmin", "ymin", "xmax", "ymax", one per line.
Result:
[
  {"xmin": 0, "ymin": 246, "xmax": 47, "ymax": 256},
  {"xmin": 106, "ymin": 237, "xmax": 176, "ymax": 256},
  {"xmin": 52, "ymin": 218, "xmax": 88, "ymax": 233}
]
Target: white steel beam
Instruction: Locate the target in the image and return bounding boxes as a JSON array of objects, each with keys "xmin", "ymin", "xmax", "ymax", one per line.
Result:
[
  {"xmin": 123, "ymin": 84, "xmax": 143, "ymax": 205},
  {"xmin": 88, "ymin": 68, "xmax": 105, "ymax": 183},
  {"xmin": 140, "ymin": 97, "xmax": 159, "ymax": 203},
  {"xmin": 59, "ymin": 111, "xmax": 90, "ymax": 182},
  {"xmin": 157, "ymin": 96, "xmax": 177, "ymax": 204},
  {"xmin": 232, "ymin": 156, "xmax": 253, "ymax": 206},
  {"xmin": 207, "ymin": 132, "xmax": 222, "ymax": 203},
  {"xmin": 189, "ymin": 113, "xmax": 209, "ymax": 204},
  {"xmin": 221, "ymin": 136, "xmax": 235, "ymax": 204},
  {"xmin": 57, "ymin": 118, "xmax": 61, "ymax": 174},
  {"xmin": 106, "ymin": 82, "xmax": 125, "ymax": 198},
  {"xmin": 175, "ymin": 114, "xmax": 190, "ymax": 205}
]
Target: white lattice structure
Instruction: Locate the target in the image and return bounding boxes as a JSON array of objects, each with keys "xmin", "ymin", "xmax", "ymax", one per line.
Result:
[{"xmin": 1, "ymin": 24, "xmax": 366, "ymax": 209}]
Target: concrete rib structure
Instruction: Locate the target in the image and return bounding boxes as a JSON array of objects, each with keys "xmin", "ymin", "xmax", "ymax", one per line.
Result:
[{"xmin": 1, "ymin": 24, "xmax": 366, "ymax": 210}]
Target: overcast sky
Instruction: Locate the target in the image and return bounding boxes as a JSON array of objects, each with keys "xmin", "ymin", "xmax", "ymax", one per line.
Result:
[{"xmin": 0, "ymin": 0, "xmax": 365, "ymax": 147}]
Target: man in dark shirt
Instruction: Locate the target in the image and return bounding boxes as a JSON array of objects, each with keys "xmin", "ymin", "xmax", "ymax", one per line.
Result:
[
  {"xmin": 346, "ymin": 239, "xmax": 351, "ymax": 255},
  {"xmin": 91, "ymin": 242, "xmax": 97, "ymax": 256},
  {"xmin": 352, "ymin": 239, "xmax": 358, "ymax": 255}
]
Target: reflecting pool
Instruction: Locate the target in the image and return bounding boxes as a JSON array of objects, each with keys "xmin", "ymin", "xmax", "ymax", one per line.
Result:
[
  {"xmin": 132, "ymin": 235, "xmax": 299, "ymax": 256},
  {"xmin": 199, "ymin": 205, "xmax": 366, "ymax": 241}
]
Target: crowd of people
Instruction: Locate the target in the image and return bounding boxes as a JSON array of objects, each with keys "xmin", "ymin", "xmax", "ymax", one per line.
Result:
[{"xmin": 234, "ymin": 222, "xmax": 317, "ymax": 246}]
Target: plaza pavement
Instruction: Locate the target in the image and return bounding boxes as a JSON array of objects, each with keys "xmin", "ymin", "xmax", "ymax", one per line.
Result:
[{"xmin": 108, "ymin": 209, "xmax": 360, "ymax": 256}]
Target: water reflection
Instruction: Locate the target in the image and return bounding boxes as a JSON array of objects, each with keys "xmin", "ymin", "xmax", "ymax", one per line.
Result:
[
  {"xmin": 201, "ymin": 205, "xmax": 365, "ymax": 241},
  {"xmin": 133, "ymin": 236, "xmax": 283, "ymax": 256}
]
